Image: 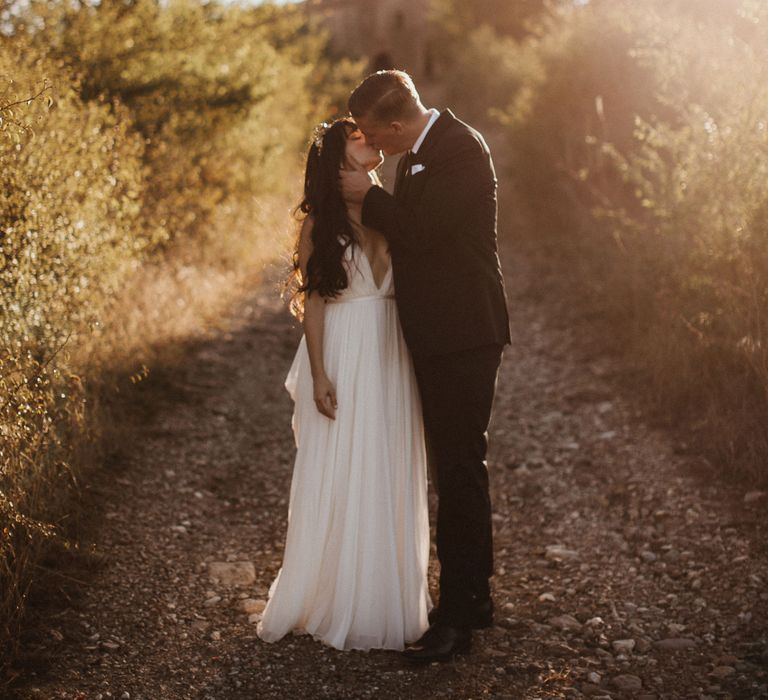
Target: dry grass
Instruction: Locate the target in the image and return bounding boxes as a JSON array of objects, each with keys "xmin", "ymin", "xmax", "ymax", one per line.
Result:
[
  {"xmin": 0, "ymin": 191, "xmax": 300, "ymax": 686},
  {"xmin": 0, "ymin": 0, "xmax": 353, "ymax": 677}
]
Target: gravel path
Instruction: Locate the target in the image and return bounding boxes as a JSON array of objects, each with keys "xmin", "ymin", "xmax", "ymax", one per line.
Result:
[{"xmin": 9, "ymin": 238, "xmax": 768, "ymax": 700}]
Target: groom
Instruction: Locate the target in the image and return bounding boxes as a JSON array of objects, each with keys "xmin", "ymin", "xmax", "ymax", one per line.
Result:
[{"xmin": 341, "ymin": 70, "xmax": 511, "ymax": 662}]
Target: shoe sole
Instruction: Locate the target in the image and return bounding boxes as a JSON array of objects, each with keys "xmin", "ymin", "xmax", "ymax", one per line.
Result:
[
  {"xmin": 427, "ymin": 613, "xmax": 493, "ymax": 630},
  {"xmin": 401, "ymin": 640, "xmax": 471, "ymax": 664}
]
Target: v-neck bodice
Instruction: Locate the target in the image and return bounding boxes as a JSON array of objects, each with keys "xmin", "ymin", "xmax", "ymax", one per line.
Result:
[{"xmin": 326, "ymin": 243, "xmax": 394, "ymax": 304}]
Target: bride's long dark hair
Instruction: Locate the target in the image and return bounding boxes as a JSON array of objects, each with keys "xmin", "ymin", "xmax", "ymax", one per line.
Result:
[{"xmin": 286, "ymin": 117, "xmax": 359, "ymax": 319}]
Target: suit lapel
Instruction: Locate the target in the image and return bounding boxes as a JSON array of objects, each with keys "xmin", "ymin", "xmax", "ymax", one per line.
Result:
[
  {"xmin": 393, "ymin": 151, "xmax": 410, "ymax": 202},
  {"xmin": 411, "ymin": 108, "xmax": 455, "ymax": 163},
  {"xmin": 393, "ymin": 109, "xmax": 456, "ymax": 202}
]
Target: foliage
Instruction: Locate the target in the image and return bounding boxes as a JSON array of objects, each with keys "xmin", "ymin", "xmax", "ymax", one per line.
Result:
[
  {"xmin": 0, "ymin": 0, "xmax": 363, "ymax": 682},
  {"xmin": 438, "ymin": 0, "xmax": 768, "ymax": 482},
  {"xmin": 430, "ymin": 0, "xmax": 554, "ymax": 40},
  {"xmin": 16, "ymin": 0, "xmax": 327, "ymax": 249}
]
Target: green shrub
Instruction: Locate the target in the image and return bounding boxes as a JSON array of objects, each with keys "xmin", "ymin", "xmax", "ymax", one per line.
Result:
[
  {"xmin": 0, "ymin": 1, "xmax": 363, "ymax": 680},
  {"xmin": 438, "ymin": 0, "xmax": 768, "ymax": 483}
]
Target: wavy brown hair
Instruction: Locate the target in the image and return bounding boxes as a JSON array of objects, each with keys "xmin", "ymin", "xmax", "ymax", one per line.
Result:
[{"xmin": 285, "ymin": 117, "xmax": 359, "ymax": 319}]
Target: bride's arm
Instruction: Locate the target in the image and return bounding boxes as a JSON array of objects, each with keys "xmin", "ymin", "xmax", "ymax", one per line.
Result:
[{"xmin": 298, "ymin": 216, "xmax": 337, "ymax": 420}]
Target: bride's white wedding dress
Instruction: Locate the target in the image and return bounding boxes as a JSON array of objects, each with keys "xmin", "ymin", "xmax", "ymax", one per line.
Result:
[{"xmin": 256, "ymin": 241, "xmax": 433, "ymax": 651}]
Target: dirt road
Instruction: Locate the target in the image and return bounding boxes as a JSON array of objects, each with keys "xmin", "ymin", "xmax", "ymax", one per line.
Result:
[{"xmin": 9, "ymin": 239, "xmax": 768, "ymax": 700}]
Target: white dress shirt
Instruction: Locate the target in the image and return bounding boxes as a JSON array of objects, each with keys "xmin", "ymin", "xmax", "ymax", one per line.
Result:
[{"xmin": 410, "ymin": 108, "xmax": 441, "ymax": 155}]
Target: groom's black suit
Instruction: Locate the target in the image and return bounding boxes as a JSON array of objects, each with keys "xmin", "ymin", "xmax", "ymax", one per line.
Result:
[{"xmin": 361, "ymin": 108, "xmax": 511, "ymax": 628}]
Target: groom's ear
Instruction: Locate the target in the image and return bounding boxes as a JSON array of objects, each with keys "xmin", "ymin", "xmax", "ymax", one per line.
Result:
[{"xmin": 390, "ymin": 121, "xmax": 404, "ymax": 135}]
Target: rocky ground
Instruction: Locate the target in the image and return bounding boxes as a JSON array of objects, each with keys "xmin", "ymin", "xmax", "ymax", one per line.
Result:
[{"xmin": 6, "ymin": 236, "xmax": 768, "ymax": 700}]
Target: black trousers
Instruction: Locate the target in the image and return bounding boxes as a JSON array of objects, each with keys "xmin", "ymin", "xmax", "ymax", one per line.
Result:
[{"xmin": 411, "ymin": 342, "xmax": 504, "ymax": 628}]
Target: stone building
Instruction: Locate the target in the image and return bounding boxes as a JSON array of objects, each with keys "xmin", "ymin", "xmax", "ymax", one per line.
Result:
[{"xmin": 305, "ymin": 0, "xmax": 437, "ymax": 84}]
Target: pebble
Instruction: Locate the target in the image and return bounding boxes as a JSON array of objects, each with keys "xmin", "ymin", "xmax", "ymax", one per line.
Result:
[
  {"xmin": 580, "ymin": 682, "xmax": 602, "ymax": 696},
  {"xmin": 743, "ymin": 490, "xmax": 765, "ymax": 504},
  {"xmin": 545, "ymin": 544, "xmax": 580, "ymax": 561},
  {"xmin": 653, "ymin": 638, "xmax": 696, "ymax": 650},
  {"xmin": 612, "ymin": 639, "xmax": 635, "ymax": 653},
  {"xmin": 612, "ymin": 673, "xmax": 643, "ymax": 691},
  {"xmin": 635, "ymin": 638, "xmax": 652, "ymax": 653},
  {"xmin": 242, "ymin": 598, "xmax": 267, "ymax": 614},
  {"xmin": 548, "ymin": 614, "xmax": 582, "ymax": 631},
  {"xmin": 207, "ymin": 561, "xmax": 256, "ymax": 585},
  {"xmin": 708, "ymin": 665, "xmax": 735, "ymax": 679}
]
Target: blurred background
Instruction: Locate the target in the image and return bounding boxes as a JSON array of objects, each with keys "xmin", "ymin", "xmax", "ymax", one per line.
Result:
[{"xmin": 2, "ymin": 0, "xmax": 767, "ymax": 682}]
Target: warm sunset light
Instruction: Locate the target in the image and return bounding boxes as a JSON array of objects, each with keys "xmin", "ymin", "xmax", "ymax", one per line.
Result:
[{"xmin": 2, "ymin": 0, "xmax": 767, "ymax": 698}]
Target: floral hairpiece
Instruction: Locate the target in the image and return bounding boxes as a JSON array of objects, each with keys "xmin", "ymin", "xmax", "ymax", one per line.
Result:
[{"xmin": 312, "ymin": 121, "xmax": 331, "ymax": 154}]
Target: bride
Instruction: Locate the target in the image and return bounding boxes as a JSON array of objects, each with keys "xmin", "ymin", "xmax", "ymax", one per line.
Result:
[{"xmin": 256, "ymin": 118, "xmax": 433, "ymax": 651}]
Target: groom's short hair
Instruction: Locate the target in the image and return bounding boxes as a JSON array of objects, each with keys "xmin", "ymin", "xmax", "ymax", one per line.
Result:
[{"xmin": 348, "ymin": 70, "xmax": 423, "ymax": 124}]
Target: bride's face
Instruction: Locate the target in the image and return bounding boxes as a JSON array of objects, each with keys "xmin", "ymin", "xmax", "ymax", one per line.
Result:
[{"xmin": 344, "ymin": 127, "xmax": 383, "ymax": 171}]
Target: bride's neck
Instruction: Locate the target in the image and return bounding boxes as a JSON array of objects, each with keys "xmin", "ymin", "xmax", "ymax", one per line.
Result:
[{"xmin": 346, "ymin": 202, "xmax": 363, "ymax": 226}]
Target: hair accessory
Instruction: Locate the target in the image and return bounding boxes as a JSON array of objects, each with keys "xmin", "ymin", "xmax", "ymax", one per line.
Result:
[{"xmin": 312, "ymin": 122, "xmax": 331, "ymax": 154}]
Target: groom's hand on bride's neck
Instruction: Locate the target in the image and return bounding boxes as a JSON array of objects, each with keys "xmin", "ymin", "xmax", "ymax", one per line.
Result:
[{"xmin": 340, "ymin": 164, "xmax": 375, "ymax": 204}]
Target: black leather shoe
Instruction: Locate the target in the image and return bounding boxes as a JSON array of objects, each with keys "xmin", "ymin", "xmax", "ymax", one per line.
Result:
[
  {"xmin": 402, "ymin": 622, "xmax": 471, "ymax": 663},
  {"xmin": 427, "ymin": 598, "xmax": 494, "ymax": 629}
]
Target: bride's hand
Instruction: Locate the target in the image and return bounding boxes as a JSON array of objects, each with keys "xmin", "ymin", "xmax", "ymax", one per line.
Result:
[{"xmin": 313, "ymin": 374, "xmax": 337, "ymax": 420}]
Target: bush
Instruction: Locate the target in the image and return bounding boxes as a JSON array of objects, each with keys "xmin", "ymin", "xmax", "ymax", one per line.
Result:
[
  {"xmin": 0, "ymin": 0, "xmax": 363, "ymax": 681},
  {"xmin": 437, "ymin": 0, "xmax": 768, "ymax": 483}
]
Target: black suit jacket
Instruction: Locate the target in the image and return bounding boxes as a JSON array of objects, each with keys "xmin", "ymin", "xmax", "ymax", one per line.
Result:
[{"xmin": 361, "ymin": 108, "xmax": 512, "ymax": 358}]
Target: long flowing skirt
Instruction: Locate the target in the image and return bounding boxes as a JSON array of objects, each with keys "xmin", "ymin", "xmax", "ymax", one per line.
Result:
[{"xmin": 256, "ymin": 297, "xmax": 432, "ymax": 651}]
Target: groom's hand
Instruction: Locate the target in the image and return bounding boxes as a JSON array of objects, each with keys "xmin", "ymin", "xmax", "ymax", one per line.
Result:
[{"xmin": 340, "ymin": 164, "xmax": 375, "ymax": 204}]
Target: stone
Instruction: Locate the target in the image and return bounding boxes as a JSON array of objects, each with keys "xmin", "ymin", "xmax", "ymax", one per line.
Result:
[
  {"xmin": 545, "ymin": 544, "xmax": 580, "ymax": 561},
  {"xmin": 548, "ymin": 614, "xmax": 583, "ymax": 632},
  {"xmin": 544, "ymin": 641, "xmax": 579, "ymax": 658},
  {"xmin": 241, "ymin": 598, "xmax": 267, "ymax": 614},
  {"xmin": 612, "ymin": 673, "xmax": 642, "ymax": 692},
  {"xmin": 580, "ymin": 682, "xmax": 603, "ymax": 696},
  {"xmin": 635, "ymin": 638, "xmax": 652, "ymax": 653},
  {"xmin": 713, "ymin": 653, "xmax": 739, "ymax": 665},
  {"xmin": 612, "ymin": 639, "xmax": 636, "ymax": 653},
  {"xmin": 709, "ymin": 666, "xmax": 735, "ymax": 679},
  {"xmin": 207, "ymin": 561, "xmax": 256, "ymax": 586},
  {"xmin": 653, "ymin": 638, "xmax": 696, "ymax": 650},
  {"xmin": 744, "ymin": 490, "xmax": 766, "ymax": 504}
]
